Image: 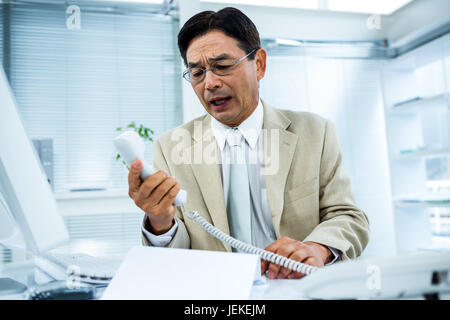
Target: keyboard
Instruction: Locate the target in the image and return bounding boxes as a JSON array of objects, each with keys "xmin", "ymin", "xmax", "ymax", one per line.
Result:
[{"xmin": 37, "ymin": 253, "xmax": 123, "ymax": 285}]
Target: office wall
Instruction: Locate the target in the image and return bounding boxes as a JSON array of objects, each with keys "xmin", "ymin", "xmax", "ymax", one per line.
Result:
[
  {"xmin": 178, "ymin": 0, "xmax": 205, "ymax": 123},
  {"xmin": 199, "ymin": 1, "xmax": 385, "ymax": 42}
]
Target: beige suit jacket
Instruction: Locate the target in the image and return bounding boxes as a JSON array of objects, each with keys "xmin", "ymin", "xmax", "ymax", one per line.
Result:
[{"xmin": 142, "ymin": 101, "xmax": 370, "ymax": 260}]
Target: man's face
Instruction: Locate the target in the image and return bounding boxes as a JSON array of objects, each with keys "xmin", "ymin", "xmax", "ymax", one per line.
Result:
[{"xmin": 185, "ymin": 31, "xmax": 266, "ymax": 127}]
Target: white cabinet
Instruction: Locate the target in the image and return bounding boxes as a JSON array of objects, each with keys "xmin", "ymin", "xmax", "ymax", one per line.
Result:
[{"xmin": 382, "ymin": 33, "xmax": 450, "ymax": 253}]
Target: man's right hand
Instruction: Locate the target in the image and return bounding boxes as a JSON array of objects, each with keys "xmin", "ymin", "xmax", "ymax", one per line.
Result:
[{"xmin": 128, "ymin": 159, "xmax": 180, "ymax": 235}]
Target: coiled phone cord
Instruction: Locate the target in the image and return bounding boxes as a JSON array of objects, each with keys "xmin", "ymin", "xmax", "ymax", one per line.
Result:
[{"xmin": 186, "ymin": 210, "xmax": 319, "ymax": 275}]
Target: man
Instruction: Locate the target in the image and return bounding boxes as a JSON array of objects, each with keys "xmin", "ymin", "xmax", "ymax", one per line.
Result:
[{"xmin": 128, "ymin": 7, "xmax": 369, "ymax": 280}]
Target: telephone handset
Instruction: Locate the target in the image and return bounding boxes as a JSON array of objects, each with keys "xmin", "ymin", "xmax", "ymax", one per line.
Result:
[
  {"xmin": 187, "ymin": 211, "xmax": 318, "ymax": 275},
  {"xmin": 114, "ymin": 131, "xmax": 187, "ymax": 206}
]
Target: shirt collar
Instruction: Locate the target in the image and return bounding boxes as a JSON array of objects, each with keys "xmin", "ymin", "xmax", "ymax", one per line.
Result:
[{"xmin": 211, "ymin": 99, "xmax": 264, "ymax": 151}]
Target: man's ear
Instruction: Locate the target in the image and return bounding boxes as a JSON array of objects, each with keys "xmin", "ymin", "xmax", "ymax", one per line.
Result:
[{"xmin": 255, "ymin": 48, "xmax": 267, "ymax": 81}]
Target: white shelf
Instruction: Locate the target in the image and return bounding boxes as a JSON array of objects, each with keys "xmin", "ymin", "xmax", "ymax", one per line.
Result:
[
  {"xmin": 394, "ymin": 193, "xmax": 450, "ymax": 208},
  {"xmin": 382, "ymin": 33, "xmax": 450, "ymax": 252},
  {"xmin": 394, "ymin": 200, "xmax": 450, "ymax": 208},
  {"xmin": 54, "ymin": 189, "xmax": 129, "ymax": 200},
  {"xmin": 431, "ymin": 236, "xmax": 450, "ymax": 250},
  {"xmin": 396, "ymin": 147, "xmax": 450, "ymax": 160},
  {"xmin": 53, "ymin": 189, "xmax": 140, "ymax": 217},
  {"xmin": 388, "ymin": 93, "xmax": 448, "ymax": 114}
]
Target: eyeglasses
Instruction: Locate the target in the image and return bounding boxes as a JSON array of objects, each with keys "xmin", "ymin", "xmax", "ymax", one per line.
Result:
[{"xmin": 182, "ymin": 48, "xmax": 257, "ymax": 84}]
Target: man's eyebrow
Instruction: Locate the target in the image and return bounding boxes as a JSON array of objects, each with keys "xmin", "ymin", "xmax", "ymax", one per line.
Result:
[
  {"xmin": 209, "ymin": 53, "xmax": 232, "ymax": 62},
  {"xmin": 187, "ymin": 54, "xmax": 232, "ymax": 68},
  {"xmin": 188, "ymin": 61, "xmax": 199, "ymax": 68}
]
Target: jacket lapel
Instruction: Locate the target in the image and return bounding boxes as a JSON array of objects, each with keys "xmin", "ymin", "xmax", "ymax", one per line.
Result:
[
  {"xmin": 189, "ymin": 115, "xmax": 231, "ymax": 251},
  {"xmin": 262, "ymin": 101, "xmax": 299, "ymax": 238}
]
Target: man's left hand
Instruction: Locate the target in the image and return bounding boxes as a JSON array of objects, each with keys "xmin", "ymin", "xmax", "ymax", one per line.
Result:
[{"xmin": 260, "ymin": 237, "xmax": 333, "ymax": 279}]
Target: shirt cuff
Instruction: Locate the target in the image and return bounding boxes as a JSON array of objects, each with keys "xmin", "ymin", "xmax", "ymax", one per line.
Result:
[
  {"xmin": 325, "ymin": 246, "xmax": 340, "ymax": 265},
  {"xmin": 141, "ymin": 217, "xmax": 178, "ymax": 247}
]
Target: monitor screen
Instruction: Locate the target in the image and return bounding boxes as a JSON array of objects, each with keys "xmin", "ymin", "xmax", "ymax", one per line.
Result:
[{"xmin": 0, "ymin": 66, "xmax": 69, "ymax": 254}]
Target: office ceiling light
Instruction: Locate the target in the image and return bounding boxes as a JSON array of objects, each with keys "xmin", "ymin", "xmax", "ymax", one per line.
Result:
[
  {"xmin": 201, "ymin": 0, "xmax": 319, "ymax": 10},
  {"xmin": 201, "ymin": 0, "xmax": 414, "ymax": 15},
  {"xmin": 275, "ymin": 38, "xmax": 304, "ymax": 47},
  {"xmin": 327, "ymin": 0, "xmax": 413, "ymax": 15},
  {"xmin": 122, "ymin": 0, "xmax": 164, "ymax": 3}
]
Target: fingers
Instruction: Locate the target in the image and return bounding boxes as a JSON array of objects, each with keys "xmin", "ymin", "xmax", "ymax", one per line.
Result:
[
  {"xmin": 134, "ymin": 171, "xmax": 176, "ymax": 212},
  {"xmin": 260, "ymin": 241, "xmax": 282, "ymax": 275},
  {"xmin": 145, "ymin": 176, "xmax": 179, "ymax": 210},
  {"xmin": 261, "ymin": 237, "xmax": 304, "ymax": 279},
  {"xmin": 286, "ymin": 251, "xmax": 312, "ymax": 279},
  {"xmin": 286, "ymin": 254, "xmax": 324, "ymax": 279},
  {"xmin": 158, "ymin": 181, "xmax": 181, "ymax": 209},
  {"xmin": 127, "ymin": 162, "xmax": 179, "ymax": 234},
  {"xmin": 267, "ymin": 243, "xmax": 307, "ymax": 280},
  {"xmin": 128, "ymin": 159, "xmax": 143, "ymax": 199},
  {"xmin": 276, "ymin": 243, "xmax": 307, "ymax": 279},
  {"xmin": 261, "ymin": 237, "xmax": 325, "ymax": 280}
]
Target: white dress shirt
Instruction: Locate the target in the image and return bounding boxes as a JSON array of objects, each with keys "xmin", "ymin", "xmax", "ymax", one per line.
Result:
[{"xmin": 142, "ymin": 100, "xmax": 339, "ymax": 263}]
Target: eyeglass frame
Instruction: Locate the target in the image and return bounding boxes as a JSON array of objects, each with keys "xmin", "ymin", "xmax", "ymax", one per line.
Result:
[{"xmin": 182, "ymin": 48, "xmax": 258, "ymax": 83}]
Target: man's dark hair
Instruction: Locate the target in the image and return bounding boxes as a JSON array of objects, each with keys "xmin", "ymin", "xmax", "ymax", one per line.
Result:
[{"xmin": 178, "ymin": 7, "xmax": 261, "ymax": 66}]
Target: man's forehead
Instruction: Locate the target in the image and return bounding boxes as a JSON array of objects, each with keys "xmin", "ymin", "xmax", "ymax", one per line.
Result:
[{"xmin": 186, "ymin": 31, "xmax": 243, "ymax": 63}]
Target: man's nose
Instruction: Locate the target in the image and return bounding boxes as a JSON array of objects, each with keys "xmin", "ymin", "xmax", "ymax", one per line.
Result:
[{"xmin": 204, "ymin": 70, "xmax": 222, "ymax": 90}]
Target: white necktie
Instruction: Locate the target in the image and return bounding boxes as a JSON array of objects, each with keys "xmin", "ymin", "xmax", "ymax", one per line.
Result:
[{"xmin": 226, "ymin": 127, "xmax": 252, "ymax": 246}]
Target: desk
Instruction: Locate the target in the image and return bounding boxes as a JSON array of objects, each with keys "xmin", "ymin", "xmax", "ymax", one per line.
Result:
[
  {"xmin": 0, "ymin": 260, "xmax": 108, "ymax": 300},
  {"xmin": 4, "ymin": 258, "xmax": 449, "ymax": 300},
  {"xmin": 0, "ymin": 260, "xmax": 48, "ymax": 299},
  {"xmin": 0, "ymin": 260, "xmax": 307, "ymax": 300}
]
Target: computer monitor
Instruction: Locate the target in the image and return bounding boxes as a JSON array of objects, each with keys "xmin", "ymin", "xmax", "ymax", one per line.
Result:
[{"xmin": 0, "ymin": 65, "xmax": 69, "ymax": 254}]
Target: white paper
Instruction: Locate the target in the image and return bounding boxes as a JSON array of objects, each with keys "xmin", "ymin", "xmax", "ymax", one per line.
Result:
[
  {"xmin": 250, "ymin": 279, "xmax": 308, "ymax": 300},
  {"xmin": 101, "ymin": 246, "xmax": 259, "ymax": 300}
]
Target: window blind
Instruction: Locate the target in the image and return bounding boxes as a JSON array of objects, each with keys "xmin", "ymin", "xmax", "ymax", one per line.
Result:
[
  {"xmin": 4, "ymin": 1, "xmax": 182, "ymax": 193},
  {"xmin": 0, "ymin": 4, "xmax": 4, "ymax": 69},
  {"xmin": 61, "ymin": 212, "xmax": 143, "ymax": 257}
]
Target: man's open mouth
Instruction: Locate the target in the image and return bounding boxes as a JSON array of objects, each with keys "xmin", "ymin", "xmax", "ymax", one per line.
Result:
[{"xmin": 209, "ymin": 97, "xmax": 232, "ymax": 108}]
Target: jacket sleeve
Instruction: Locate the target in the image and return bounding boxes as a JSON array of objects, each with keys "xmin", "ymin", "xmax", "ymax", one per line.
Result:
[{"xmin": 303, "ymin": 120, "xmax": 370, "ymax": 260}]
